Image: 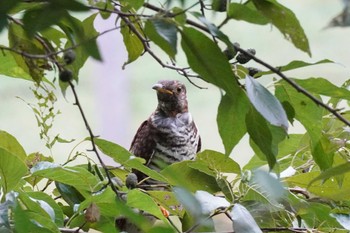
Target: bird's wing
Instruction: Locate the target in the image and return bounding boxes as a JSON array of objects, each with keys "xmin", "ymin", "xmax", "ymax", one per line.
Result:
[
  {"xmin": 129, "ymin": 120, "xmax": 156, "ymax": 164},
  {"xmin": 193, "ymin": 122, "xmax": 201, "ymax": 153}
]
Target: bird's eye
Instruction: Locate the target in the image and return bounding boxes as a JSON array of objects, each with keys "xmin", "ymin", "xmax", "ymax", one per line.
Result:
[{"xmin": 176, "ymin": 87, "xmax": 182, "ymax": 93}]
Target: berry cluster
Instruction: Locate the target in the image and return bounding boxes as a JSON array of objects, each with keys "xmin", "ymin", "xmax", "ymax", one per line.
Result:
[
  {"xmin": 223, "ymin": 43, "xmax": 261, "ymax": 77},
  {"xmin": 59, "ymin": 49, "xmax": 76, "ymax": 83}
]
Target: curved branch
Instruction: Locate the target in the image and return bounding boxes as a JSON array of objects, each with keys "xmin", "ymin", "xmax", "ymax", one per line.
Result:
[
  {"xmin": 67, "ymin": 80, "xmax": 121, "ymax": 197},
  {"xmin": 143, "ymin": 3, "xmax": 350, "ymax": 126},
  {"xmin": 232, "ymin": 45, "xmax": 350, "ymax": 127}
]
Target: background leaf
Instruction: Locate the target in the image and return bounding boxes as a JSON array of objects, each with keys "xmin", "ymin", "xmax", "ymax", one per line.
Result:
[
  {"xmin": 0, "ymin": 148, "xmax": 27, "ymax": 193},
  {"xmin": 188, "ymin": 150, "xmax": 241, "ymax": 176},
  {"xmin": 0, "ymin": 130, "xmax": 26, "ymax": 161},
  {"xmin": 231, "ymin": 203, "xmax": 262, "ymax": 233},
  {"xmin": 161, "ymin": 161, "xmax": 220, "ymax": 193},
  {"xmin": 31, "ymin": 165, "xmax": 99, "ymax": 193},
  {"xmin": 127, "ymin": 189, "xmax": 167, "ymax": 221},
  {"xmin": 180, "ymin": 27, "xmax": 239, "ymax": 96},
  {"xmin": 246, "ymin": 75, "xmax": 288, "ymax": 130},
  {"xmin": 246, "ymin": 108, "xmax": 276, "ymax": 169},
  {"xmin": 252, "ymin": 0, "xmax": 311, "ymax": 56},
  {"xmin": 144, "ymin": 18, "xmax": 177, "ymax": 59},
  {"xmin": 217, "ymin": 91, "xmax": 250, "ymax": 155},
  {"xmin": 275, "ymin": 80, "xmax": 333, "ymax": 170},
  {"xmin": 227, "ymin": 2, "xmax": 269, "ymax": 25}
]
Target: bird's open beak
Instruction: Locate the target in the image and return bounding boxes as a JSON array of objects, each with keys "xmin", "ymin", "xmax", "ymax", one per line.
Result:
[{"xmin": 152, "ymin": 83, "xmax": 173, "ymax": 95}]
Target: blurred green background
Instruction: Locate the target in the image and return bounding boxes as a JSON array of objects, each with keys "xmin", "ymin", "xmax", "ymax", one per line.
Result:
[{"xmin": 1, "ymin": 0, "xmax": 350, "ymax": 166}]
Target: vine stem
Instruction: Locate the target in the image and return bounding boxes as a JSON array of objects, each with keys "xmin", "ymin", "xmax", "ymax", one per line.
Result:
[{"xmin": 68, "ymin": 80, "xmax": 120, "ymax": 197}]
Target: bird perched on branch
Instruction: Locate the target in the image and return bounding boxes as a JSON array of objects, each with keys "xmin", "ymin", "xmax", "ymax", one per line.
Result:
[{"xmin": 129, "ymin": 80, "xmax": 201, "ymax": 188}]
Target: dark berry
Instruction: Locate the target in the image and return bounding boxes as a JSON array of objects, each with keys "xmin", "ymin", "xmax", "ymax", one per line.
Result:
[
  {"xmin": 59, "ymin": 69, "xmax": 73, "ymax": 82},
  {"xmin": 236, "ymin": 48, "xmax": 256, "ymax": 64},
  {"xmin": 248, "ymin": 67, "xmax": 262, "ymax": 77},
  {"xmin": 63, "ymin": 49, "xmax": 76, "ymax": 65},
  {"xmin": 212, "ymin": 0, "xmax": 226, "ymax": 12},
  {"xmin": 125, "ymin": 173, "xmax": 138, "ymax": 189},
  {"xmin": 223, "ymin": 43, "xmax": 240, "ymax": 60}
]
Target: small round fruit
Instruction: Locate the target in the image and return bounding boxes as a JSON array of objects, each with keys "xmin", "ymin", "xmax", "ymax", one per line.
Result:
[
  {"xmin": 111, "ymin": 177, "xmax": 123, "ymax": 188},
  {"xmin": 236, "ymin": 48, "xmax": 256, "ymax": 64},
  {"xmin": 223, "ymin": 42, "xmax": 240, "ymax": 60},
  {"xmin": 247, "ymin": 67, "xmax": 261, "ymax": 77},
  {"xmin": 59, "ymin": 69, "xmax": 73, "ymax": 82},
  {"xmin": 125, "ymin": 173, "xmax": 138, "ymax": 189},
  {"xmin": 63, "ymin": 49, "xmax": 76, "ymax": 65},
  {"xmin": 212, "ymin": 0, "xmax": 227, "ymax": 12}
]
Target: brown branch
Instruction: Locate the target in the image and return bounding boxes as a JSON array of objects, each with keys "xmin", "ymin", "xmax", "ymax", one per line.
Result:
[
  {"xmin": 67, "ymin": 80, "xmax": 121, "ymax": 197},
  {"xmin": 143, "ymin": 2, "xmax": 350, "ymax": 127},
  {"xmin": 232, "ymin": 44, "xmax": 350, "ymax": 127},
  {"xmin": 59, "ymin": 228, "xmax": 86, "ymax": 233}
]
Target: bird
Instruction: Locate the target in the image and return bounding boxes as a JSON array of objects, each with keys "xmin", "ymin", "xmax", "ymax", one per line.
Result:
[{"xmin": 129, "ymin": 80, "xmax": 201, "ymax": 189}]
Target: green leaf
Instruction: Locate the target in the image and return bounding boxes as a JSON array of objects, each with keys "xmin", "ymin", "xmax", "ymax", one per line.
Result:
[
  {"xmin": 246, "ymin": 75, "xmax": 288, "ymax": 130},
  {"xmin": 227, "ymin": 3, "xmax": 269, "ymax": 25},
  {"xmin": 188, "ymin": 150, "xmax": 241, "ymax": 176},
  {"xmin": 0, "ymin": 130, "xmax": 26, "ymax": 161},
  {"xmin": 78, "ymin": 188, "xmax": 121, "ymax": 218},
  {"xmin": 231, "ymin": 203, "xmax": 262, "ymax": 233},
  {"xmin": 217, "ymin": 91, "xmax": 249, "ymax": 155},
  {"xmin": 22, "ymin": 5, "xmax": 69, "ymax": 38},
  {"xmin": 120, "ymin": 9, "xmax": 144, "ymax": 67},
  {"xmin": 94, "ymin": 138, "xmax": 131, "ymax": 163},
  {"xmin": 252, "ymin": 0, "xmax": 311, "ymax": 56},
  {"xmin": 148, "ymin": 191, "xmax": 184, "ymax": 216},
  {"xmin": 260, "ymin": 59, "xmax": 333, "ymax": 75},
  {"xmin": 127, "ymin": 189, "xmax": 167, "ymax": 221},
  {"xmin": 246, "ymin": 108, "xmax": 276, "ymax": 169},
  {"xmin": 180, "ymin": 27, "xmax": 239, "ymax": 95},
  {"xmin": 251, "ymin": 170, "xmax": 286, "ymax": 203},
  {"xmin": 286, "ymin": 171, "xmax": 350, "ymax": 201},
  {"xmin": 119, "ymin": 0, "xmax": 145, "ymax": 11},
  {"xmin": 275, "ymin": 80, "xmax": 333, "ymax": 170},
  {"xmin": 161, "ymin": 161, "xmax": 220, "ymax": 193},
  {"xmin": 298, "ymin": 202, "xmax": 342, "ymax": 228},
  {"xmin": 0, "ymin": 148, "xmax": 27, "ymax": 193},
  {"xmin": 50, "ymin": 0, "xmax": 89, "ymax": 12},
  {"xmin": 26, "ymin": 191, "xmax": 64, "ymax": 227},
  {"xmin": 309, "ymin": 162, "xmax": 350, "ymax": 187},
  {"xmin": 0, "ymin": 0, "xmax": 20, "ymax": 32},
  {"xmin": 8, "ymin": 22, "xmax": 48, "ymax": 82},
  {"xmin": 294, "ymin": 77, "xmax": 350, "ymax": 100},
  {"xmin": 14, "ymin": 203, "xmax": 61, "ymax": 233},
  {"xmin": 94, "ymin": 138, "xmax": 168, "ymax": 182},
  {"xmin": 144, "ymin": 18, "xmax": 177, "ymax": 59},
  {"xmin": 55, "ymin": 182, "xmax": 85, "ymax": 206},
  {"xmin": 0, "ymin": 51, "xmax": 33, "ymax": 81},
  {"xmin": 173, "ymin": 187, "xmax": 202, "ymax": 219},
  {"xmin": 31, "ymin": 163, "xmax": 99, "ymax": 193}
]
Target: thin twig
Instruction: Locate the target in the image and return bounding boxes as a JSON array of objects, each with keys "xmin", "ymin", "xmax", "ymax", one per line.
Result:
[
  {"xmin": 58, "ymin": 228, "xmax": 86, "ymax": 233},
  {"xmin": 184, "ymin": 207, "xmax": 229, "ymax": 233},
  {"xmin": 232, "ymin": 44, "xmax": 350, "ymax": 127},
  {"xmin": 67, "ymin": 80, "xmax": 121, "ymax": 197}
]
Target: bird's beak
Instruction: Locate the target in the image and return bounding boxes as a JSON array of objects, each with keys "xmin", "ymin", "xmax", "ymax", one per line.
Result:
[{"xmin": 152, "ymin": 83, "xmax": 173, "ymax": 95}]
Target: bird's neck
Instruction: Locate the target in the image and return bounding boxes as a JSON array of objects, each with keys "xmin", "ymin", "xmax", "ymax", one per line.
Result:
[{"xmin": 156, "ymin": 101, "xmax": 188, "ymax": 117}]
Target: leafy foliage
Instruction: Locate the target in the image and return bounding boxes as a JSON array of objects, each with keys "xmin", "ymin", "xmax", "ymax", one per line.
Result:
[{"xmin": 1, "ymin": 0, "xmax": 350, "ymax": 232}]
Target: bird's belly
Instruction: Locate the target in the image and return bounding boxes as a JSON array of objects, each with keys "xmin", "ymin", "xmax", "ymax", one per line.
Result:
[{"xmin": 149, "ymin": 130, "xmax": 199, "ymax": 171}]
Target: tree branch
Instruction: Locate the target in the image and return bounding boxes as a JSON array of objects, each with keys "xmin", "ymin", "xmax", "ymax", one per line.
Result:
[
  {"xmin": 232, "ymin": 44, "xmax": 350, "ymax": 127},
  {"xmin": 67, "ymin": 80, "xmax": 121, "ymax": 197}
]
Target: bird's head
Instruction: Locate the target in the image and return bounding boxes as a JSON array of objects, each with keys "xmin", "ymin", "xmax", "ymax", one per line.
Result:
[{"xmin": 152, "ymin": 80, "xmax": 188, "ymax": 116}]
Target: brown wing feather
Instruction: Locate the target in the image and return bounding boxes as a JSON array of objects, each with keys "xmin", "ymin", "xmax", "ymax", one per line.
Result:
[{"xmin": 129, "ymin": 120, "xmax": 156, "ymax": 164}]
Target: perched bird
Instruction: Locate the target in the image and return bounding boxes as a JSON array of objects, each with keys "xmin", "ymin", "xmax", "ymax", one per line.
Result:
[{"xmin": 129, "ymin": 80, "xmax": 201, "ymax": 188}]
